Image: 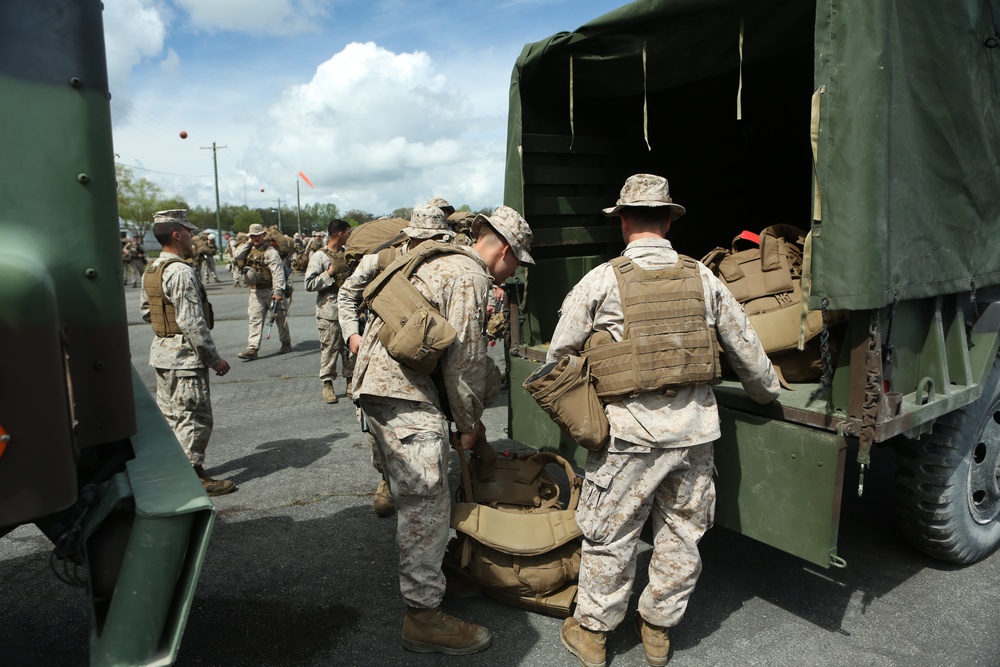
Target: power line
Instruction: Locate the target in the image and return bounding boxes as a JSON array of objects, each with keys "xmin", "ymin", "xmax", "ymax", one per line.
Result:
[{"xmin": 114, "ymin": 161, "xmax": 211, "ymax": 178}]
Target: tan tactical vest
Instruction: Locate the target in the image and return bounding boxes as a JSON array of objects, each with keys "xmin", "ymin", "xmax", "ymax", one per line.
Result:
[
  {"xmin": 582, "ymin": 255, "xmax": 720, "ymax": 401},
  {"xmin": 246, "ymin": 246, "xmax": 273, "ymax": 287},
  {"xmin": 323, "ymin": 248, "xmax": 350, "ymax": 290},
  {"xmin": 144, "ymin": 259, "xmax": 214, "ymax": 336}
]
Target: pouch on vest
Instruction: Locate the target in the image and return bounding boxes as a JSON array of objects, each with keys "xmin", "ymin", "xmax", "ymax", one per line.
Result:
[
  {"xmin": 375, "ymin": 305, "xmax": 456, "ymax": 375},
  {"xmin": 522, "ymin": 355, "xmax": 610, "ymax": 452},
  {"xmin": 446, "ymin": 439, "xmax": 583, "ymax": 617}
]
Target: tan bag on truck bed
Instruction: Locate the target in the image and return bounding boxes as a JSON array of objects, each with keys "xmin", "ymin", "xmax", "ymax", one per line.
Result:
[{"xmin": 701, "ymin": 225, "xmax": 841, "ymax": 381}]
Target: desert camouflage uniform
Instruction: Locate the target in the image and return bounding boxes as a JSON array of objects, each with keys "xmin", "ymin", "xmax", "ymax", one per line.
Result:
[
  {"xmin": 139, "ymin": 251, "xmax": 222, "ymax": 466},
  {"xmin": 305, "ymin": 247, "xmax": 354, "ymax": 386},
  {"xmin": 234, "ymin": 241, "xmax": 291, "ymax": 350},
  {"xmin": 354, "ymin": 248, "xmax": 503, "ymax": 609},
  {"xmin": 547, "ymin": 237, "xmax": 780, "ymax": 632}
]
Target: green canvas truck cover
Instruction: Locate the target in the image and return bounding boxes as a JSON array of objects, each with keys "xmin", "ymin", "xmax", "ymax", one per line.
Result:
[{"xmin": 506, "ymin": 0, "xmax": 1000, "ymax": 314}]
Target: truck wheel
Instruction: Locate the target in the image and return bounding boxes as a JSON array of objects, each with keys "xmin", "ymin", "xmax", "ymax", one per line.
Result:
[{"xmin": 895, "ymin": 356, "xmax": 1000, "ymax": 564}]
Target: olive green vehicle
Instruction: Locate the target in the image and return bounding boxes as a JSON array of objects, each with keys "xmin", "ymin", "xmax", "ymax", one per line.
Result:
[
  {"xmin": 505, "ymin": 0, "xmax": 1000, "ymax": 569},
  {"xmin": 0, "ymin": 2, "xmax": 214, "ymax": 665}
]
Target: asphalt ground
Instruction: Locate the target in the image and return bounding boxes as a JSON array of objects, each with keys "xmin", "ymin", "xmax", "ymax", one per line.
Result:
[{"xmin": 3, "ymin": 265, "xmax": 1000, "ymax": 667}]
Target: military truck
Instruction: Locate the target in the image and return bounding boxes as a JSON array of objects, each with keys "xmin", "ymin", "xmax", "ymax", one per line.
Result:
[
  {"xmin": 505, "ymin": 0, "xmax": 1000, "ymax": 569},
  {"xmin": 1, "ymin": 2, "xmax": 214, "ymax": 664}
]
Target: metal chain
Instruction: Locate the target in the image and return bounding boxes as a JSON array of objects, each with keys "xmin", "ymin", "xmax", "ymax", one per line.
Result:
[
  {"xmin": 882, "ymin": 291, "xmax": 899, "ymax": 367},
  {"xmin": 986, "ymin": 0, "xmax": 1000, "ymax": 48},
  {"xmin": 809, "ymin": 298, "xmax": 833, "ymax": 402}
]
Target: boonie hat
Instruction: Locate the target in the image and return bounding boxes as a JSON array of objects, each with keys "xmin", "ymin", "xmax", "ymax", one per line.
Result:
[
  {"xmin": 427, "ymin": 197, "xmax": 455, "ymax": 216},
  {"xmin": 248, "ymin": 223, "xmax": 266, "ymax": 236},
  {"xmin": 602, "ymin": 173, "xmax": 686, "ymax": 219},
  {"xmin": 152, "ymin": 209, "xmax": 198, "ymax": 234},
  {"xmin": 473, "ymin": 206, "xmax": 534, "ymax": 265},
  {"xmin": 403, "ymin": 205, "xmax": 455, "ymax": 240}
]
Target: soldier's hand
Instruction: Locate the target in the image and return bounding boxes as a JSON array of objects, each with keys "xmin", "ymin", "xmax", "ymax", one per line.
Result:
[
  {"xmin": 459, "ymin": 431, "xmax": 479, "ymax": 451},
  {"xmin": 273, "ymin": 294, "xmax": 283, "ymax": 302},
  {"xmin": 348, "ymin": 333, "xmax": 361, "ymax": 356},
  {"xmin": 212, "ymin": 359, "xmax": 231, "ymax": 376}
]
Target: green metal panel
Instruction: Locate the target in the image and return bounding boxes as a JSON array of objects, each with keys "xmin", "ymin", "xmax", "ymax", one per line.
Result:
[
  {"xmin": 85, "ymin": 369, "xmax": 215, "ymax": 667},
  {"xmin": 714, "ymin": 405, "xmax": 846, "ymax": 568}
]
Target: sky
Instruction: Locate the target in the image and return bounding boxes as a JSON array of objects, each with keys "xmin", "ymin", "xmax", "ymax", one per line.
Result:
[{"xmin": 104, "ymin": 0, "xmax": 624, "ymax": 217}]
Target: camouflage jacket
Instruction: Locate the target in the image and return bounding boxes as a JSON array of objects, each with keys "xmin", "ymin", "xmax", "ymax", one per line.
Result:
[
  {"xmin": 140, "ymin": 252, "xmax": 221, "ymax": 370},
  {"xmin": 351, "ymin": 247, "xmax": 502, "ymax": 433},
  {"xmin": 547, "ymin": 238, "xmax": 780, "ymax": 449}
]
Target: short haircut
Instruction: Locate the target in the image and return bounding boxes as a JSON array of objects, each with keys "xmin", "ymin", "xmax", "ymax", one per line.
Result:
[
  {"xmin": 327, "ymin": 218, "xmax": 351, "ymax": 237},
  {"xmin": 153, "ymin": 222, "xmax": 184, "ymax": 246},
  {"xmin": 620, "ymin": 206, "xmax": 670, "ymax": 229}
]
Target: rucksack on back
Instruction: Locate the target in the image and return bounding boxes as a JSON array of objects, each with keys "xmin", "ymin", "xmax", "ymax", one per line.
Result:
[
  {"xmin": 344, "ymin": 217, "xmax": 408, "ymax": 272},
  {"xmin": 266, "ymin": 225, "xmax": 294, "ymax": 259}
]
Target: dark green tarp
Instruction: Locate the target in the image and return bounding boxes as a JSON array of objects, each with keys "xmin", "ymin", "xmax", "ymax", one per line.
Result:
[{"xmin": 507, "ymin": 0, "xmax": 1000, "ymax": 311}]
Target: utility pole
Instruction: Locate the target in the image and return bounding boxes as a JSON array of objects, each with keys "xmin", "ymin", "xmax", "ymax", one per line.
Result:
[
  {"xmin": 201, "ymin": 142, "xmax": 227, "ymax": 230},
  {"xmin": 295, "ymin": 180, "xmax": 302, "ymax": 237},
  {"xmin": 273, "ymin": 198, "xmax": 283, "ymax": 233}
]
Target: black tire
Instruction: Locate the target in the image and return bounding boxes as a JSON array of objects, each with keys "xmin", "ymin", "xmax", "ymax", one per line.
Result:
[{"xmin": 895, "ymin": 356, "xmax": 1000, "ymax": 564}]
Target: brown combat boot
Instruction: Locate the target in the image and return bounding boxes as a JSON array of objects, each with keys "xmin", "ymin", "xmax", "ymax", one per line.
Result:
[
  {"xmin": 237, "ymin": 347, "xmax": 258, "ymax": 360},
  {"xmin": 322, "ymin": 381, "xmax": 338, "ymax": 404},
  {"xmin": 561, "ymin": 617, "xmax": 606, "ymax": 667},
  {"xmin": 401, "ymin": 607, "xmax": 491, "ymax": 655},
  {"xmin": 373, "ymin": 478, "xmax": 394, "ymax": 517},
  {"xmin": 278, "ymin": 343, "xmax": 292, "ymax": 354},
  {"xmin": 193, "ymin": 466, "xmax": 236, "ymax": 497},
  {"xmin": 634, "ymin": 615, "xmax": 670, "ymax": 666}
]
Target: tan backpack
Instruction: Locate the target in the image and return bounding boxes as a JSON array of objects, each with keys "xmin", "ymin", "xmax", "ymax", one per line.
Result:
[
  {"xmin": 362, "ymin": 241, "xmax": 467, "ymax": 374},
  {"xmin": 447, "ymin": 439, "xmax": 583, "ymax": 617},
  {"xmin": 701, "ymin": 225, "xmax": 840, "ymax": 382}
]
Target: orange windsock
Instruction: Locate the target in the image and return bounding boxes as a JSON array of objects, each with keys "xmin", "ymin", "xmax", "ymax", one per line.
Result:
[{"xmin": 298, "ymin": 171, "xmax": 315, "ymax": 188}]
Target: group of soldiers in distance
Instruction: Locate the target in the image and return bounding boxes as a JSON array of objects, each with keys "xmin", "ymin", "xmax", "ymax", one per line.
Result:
[{"xmin": 123, "ymin": 229, "xmax": 222, "ymax": 286}]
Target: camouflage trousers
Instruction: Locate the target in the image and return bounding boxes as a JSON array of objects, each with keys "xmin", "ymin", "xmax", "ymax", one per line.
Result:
[
  {"xmin": 317, "ymin": 317, "xmax": 355, "ymax": 385},
  {"xmin": 575, "ymin": 439, "xmax": 716, "ymax": 632},
  {"xmin": 154, "ymin": 367, "xmax": 213, "ymax": 467},
  {"xmin": 248, "ymin": 287, "xmax": 290, "ymax": 350},
  {"xmin": 123, "ymin": 259, "xmax": 144, "ymax": 286},
  {"xmin": 360, "ymin": 397, "xmax": 451, "ymax": 609},
  {"xmin": 202, "ymin": 254, "xmax": 219, "ymax": 281}
]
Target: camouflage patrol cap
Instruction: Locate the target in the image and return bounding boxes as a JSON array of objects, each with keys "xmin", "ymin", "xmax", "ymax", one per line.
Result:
[
  {"xmin": 474, "ymin": 205, "xmax": 534, "ymax": 265},
  {"xmin": 248, "ymin": 223, "xmax": 266, "ymax": 236},
  {"xmin": 152, "ymin": 209, "xmax": 197, "ymax": 234},
  {"xmin": 602, "ymin": 173, "xmax": 686, "ymax": 219},
  {"xmin": 403, "ymin": 204, "xmax": 455, "ymax": 240},
  {"xmin": 427, "ymin": 197, "xmax": 455, "ymax": 217}
]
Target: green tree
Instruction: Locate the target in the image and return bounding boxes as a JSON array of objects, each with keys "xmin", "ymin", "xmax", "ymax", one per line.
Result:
[
  {"xmin": 116, "ymin": 164, "xmax": 163, "ymax": 239},
  {"xmin": 391, "ymin": 206, "xmax": 413, "ymax": 221},
  {"xmin": 233, "ymin": 209, "xmax": 264, "ymax": 234},
  {"xmin": 344, "ymin": 209, "xmax": 375, "ymax": 225}
]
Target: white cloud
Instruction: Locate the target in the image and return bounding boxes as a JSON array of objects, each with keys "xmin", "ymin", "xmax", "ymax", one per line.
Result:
[
  {"xmin": 243, "ymin": 42, "xmax": 505, "ymax": 213},
  {"xmin": 174, "ymin": 0, "xmax": 330, "ymax": 36},
  {"xmin": 102, "ymin": 0, "xmax": 168, "ymax": 93}
]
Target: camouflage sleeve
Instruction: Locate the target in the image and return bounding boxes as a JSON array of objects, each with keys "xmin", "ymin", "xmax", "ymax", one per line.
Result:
[
  {"xmin": 705, "ymin": 268, "xmax": 781, "ymax": 404},
  {"xmin": 139, "ymin": 281, "xmax": 151, "ymax": 323},
  {"xmin": 233, "ymin": 241, "xmax": 251, "ymax": 261},
  {"xmin": 440, "ymin": 271, "xmax": 497, "ymax": 433},
  {"xmin": 337, "ymin": 253, "xmax": 379, "ymax": 341},
  {"xmin": 266, "ymin": 247, "xmax": 287, "ymax": 295},
  {"xmin": 164, "ymin": 265, "xmax": 221, "ymax": 368},
  {"xmin": 546, "ymin": 267, "xmax": 609, "ymax": 362},
  {"xmin": 304, "ymin": 250, "xmax": 333, "ymax": 293}
]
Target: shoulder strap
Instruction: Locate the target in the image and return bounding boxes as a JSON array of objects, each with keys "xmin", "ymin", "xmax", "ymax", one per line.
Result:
[{"xmin": 363, "ymin": 241, "xmax": 467, "ymax": 305}]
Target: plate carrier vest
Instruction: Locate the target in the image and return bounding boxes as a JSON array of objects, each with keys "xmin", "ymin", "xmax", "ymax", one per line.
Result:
[
  {"xmin": 245, "ymin": 246, "xmax": 273, "ymax": 288},
  {"xmin": 582, "ymin": 254, "xmax": 720, "ymax": 401},
  {"xmin": 143, "ymin": 258, "xmax": 213, "ymax": 336}
]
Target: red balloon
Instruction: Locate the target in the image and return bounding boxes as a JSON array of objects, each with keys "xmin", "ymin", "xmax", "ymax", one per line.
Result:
[
  {"xmin": 260, "ymin": 188, "xmax": 265, "ymax": 192},
  {"xmin": 179, "ymin": 130, "xmax": 188, "ymax": 139}
]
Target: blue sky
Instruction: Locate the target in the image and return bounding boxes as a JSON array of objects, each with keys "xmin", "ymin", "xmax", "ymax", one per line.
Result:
[{"xmin": 104, "ymin": 0, "xmax": 623, "ymax": 216}]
